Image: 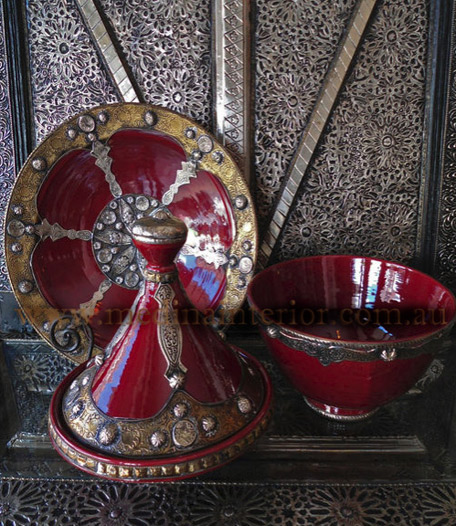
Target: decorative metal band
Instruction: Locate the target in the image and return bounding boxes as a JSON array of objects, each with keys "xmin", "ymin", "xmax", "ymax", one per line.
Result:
[
  {"xmin": 61, "ymin": 359, "xmax": 261, "ymax": 458},
  {"xmin": 213, "ymin": 0, "xmax": 252, "ymax": 184},
  {"xmin": 143, "ymin": 269, "xmax": 177, "ymax": 284},
  {"xmin": 50, "ymin": 408, "xmax": 271, "ymax": 482},
  {"xmin": 258, "ymin": 0, "xmax": 378, "ymax": 268},
  {"xmin": 162, "ymin": 161, "xmax": 197, "ymax": 206},
  {"xmin": 304, "ymin": 398, "xmax": 379, "ymax": 422},
  {"xmin": 261, "ymin": 318, "xmax": 453, "ymax": 366},
  {"xmin": 75, "ymin": 0, "xmax": 140, "ymax": 103},
  {"xmin": 5, "ymin": 103, "xmax": 257, "ymax": 364},
  {"xmin": 34, "ymin": 219, "xmax": 92, "ymax": 242},
  {"xmin": 91, "ymin": 140, "xmax": 122, "ymax": 198},
  {"xmin": 154, "ymin": 283, "xmax": 187, "ymax": 388}
]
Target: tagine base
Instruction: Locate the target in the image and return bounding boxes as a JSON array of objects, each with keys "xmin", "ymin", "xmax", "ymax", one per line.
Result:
[
  {"xmin": 304, "ymin": 397, "xmax": 379, "ymax": 422},
  {"xmin": 49, "ymin": 351, "xmax": 272, "ymax": 483}
]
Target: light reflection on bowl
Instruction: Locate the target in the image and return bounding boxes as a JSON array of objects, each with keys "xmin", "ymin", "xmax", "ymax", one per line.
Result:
[{"xmin": 247, "ymin": 255, "xmax": 456, "ymax": 421}]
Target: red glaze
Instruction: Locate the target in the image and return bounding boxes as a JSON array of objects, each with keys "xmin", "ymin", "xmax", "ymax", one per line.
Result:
[
  {"xmin": 91, "ymin": 229, "xmax": 242, "ymax": 419},
  {"xmin": 248, "ymin": 255, "xmax": 456, "ymax": 417},
  {"xmin": 34, "ymin": 129, "xmax": 235, "ymax": 349}
]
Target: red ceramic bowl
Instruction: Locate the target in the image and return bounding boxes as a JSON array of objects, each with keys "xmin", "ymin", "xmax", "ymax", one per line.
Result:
[{"xmin": 247, "ymin": 255, "xmax": 456, "ymax": 421}]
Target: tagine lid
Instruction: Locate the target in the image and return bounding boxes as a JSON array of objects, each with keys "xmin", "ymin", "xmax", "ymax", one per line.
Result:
[
  {"xmin": 48, "ymin": 211, "xmax": 272, "ymax": 483},
  {"xmin": 5, "ymin": 103, "xmax": 257, "ymax": 365}
]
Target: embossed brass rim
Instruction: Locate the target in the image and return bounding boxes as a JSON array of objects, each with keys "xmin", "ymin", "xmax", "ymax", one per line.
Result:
[
  {"xmin": 4, "ymin": 103, "xmax": 257, "ymax": 364},
  {"xmin": 48, "ymin": 351, "xmax": 273, "ymax": 483}
]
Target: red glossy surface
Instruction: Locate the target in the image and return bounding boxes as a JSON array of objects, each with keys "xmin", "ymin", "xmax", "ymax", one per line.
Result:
[
  {"xmin": 91, "ymin": 233, "xmax": 242, "ymax": 419},
  {"xmin": 248, "ymin": 255, "xmax": 456, "ymax": 416},
  {"xmin": 49, "ymin": 350, "xmax": 272, "ymax": 482},
  {"xmin": 33, "ymin": 129, "xmax": 236, "ymax": 349}
]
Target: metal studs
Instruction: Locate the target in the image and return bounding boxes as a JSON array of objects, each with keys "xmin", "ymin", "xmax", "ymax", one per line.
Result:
[
  {"xmin": 71, "ymin": 400, "xmax": 85, "ymax": 417},
  {"xmin": 98, "ymin": 423, "xmax": 119, "ymax": 446},
  {"xmin": 237, "ymin": 277, "xmax": 247, "ymax": 289},
  {"xmin": 237, "ymin": 396, "xmax": 252, "ymax": 414},
  {"xmin": 67, "ymin": 127, "xmax": 78, "ymax": 140},
  {"xmin": 381, "ymin": 348, "xmax": 397, "ymax": 362},
  {"xmin": 135, "ymin": 196, "xmax": 149, "ymax": 211},
  {"xmin": 101, "ymin": 210, "xmax": 116, "ymax": 225},
  {"xmin": 101, "ymin": 265, "xmax": 110, "ymax": 273},
  {"xmin": 25, "ymin": 225, "xmax": 35, "ymax": 235},
  {"xmin": 144, "ymin": 110, "xmax": 157, "ymax": 126},
  {"xmin": 81, "ymin": 374, "xmax": 90, "ymax": 387},
  {"xmin": 242, "ymin": 240, "xmax": 252, "ymax": 251},
  {"xmin": 184, "ymin": 127, "xmax": 196, "ymax": 139},
  {"xmin": 212, "ymin": 151, "xmax": 224, "ymax": 164},
  {"xmin": 109, "ymin": 201, "xmax": 118, "ymax": 209},
  {"xmin": 266, "ymin": 325, "xmax": 280, "ymax": 338},
  {"xmin": 201, "ymin": 415, "xmax": 217, "ymax": 434},
  {"xmin": 197, "ymin": 135, "xmax": 214, "ymax": 153},
  {"xmin": 97, "ymin": 111, "xmax": 109, "ymax": 124},
  {"xmin": 172, "ymin": 419, "xmax": 198, "ymax": 448},
  {"xmin": 97, "ymin": 249, "xmax": 113, "ymax": 264},
  {"xmin": 78, "ymin": 114, "xmax": 96, "ymax": 133},
  {"xmin": 150, "ymin": 430, "xmax": 167, "ymax": 449},
  {"xmin": 191, "ymin": 150, "xmax": 202, "ymax": 161},
  {"xmin": 124, "ymin": 272, "xmax": 139, "ymax": 288},
  {"xmin": 12, "ymin": 205, "xmax": 23, "ymax": 216},
  {"xmin": 32, "ymin": 157, "xmax": 47, "ymax": 171},
  {"xmin": 93, "ymin": 242, "xmax": 101, "ymax": 250},
  {"xmin": 229, "ymin": 256, "xmax": 238, "ymax": 268},
  {"xmin": 87, "ymin": 132, "xmax": 97, "ymax": 142},
  {"xmin": 234, "ymin": 195, "xmax": 248, "ymax": 210},
  {"xmin": 169, "ymin": 371, "xmax": 186, "ymax": 389},
  {"xmin": 173, "ymin": 402, "xmax": 188, "ymax": 418},
  {"xmin": 239, "ymin": 256, "xmax": 254, "ymax": 274},
  {"xmin": 115, "ymin": 276, "xmax": 124, "ymax": 285},
  {"xmin": 18, "ymin": 280, "xmax": 33, "ymax": 294},
  {"xmin": 42, "ymin": 321, "xmax": 51, "ymax": 333},
  {"xmin": 7, "ymin": 220, "xmax": 25, "ymax": 238}
]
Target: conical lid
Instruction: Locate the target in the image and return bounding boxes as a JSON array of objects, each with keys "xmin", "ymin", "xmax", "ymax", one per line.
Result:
[{"xmin": 49, "ymin": 210, "xmax": 272, "ymax": 482}]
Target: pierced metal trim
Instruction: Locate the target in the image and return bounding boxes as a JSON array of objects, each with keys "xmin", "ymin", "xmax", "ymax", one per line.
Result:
[
  {"xmin": 75, "ymin": 0, "xmax": 140, "ymax": 103},
  {"xmin": 258, "ymin": 0, "xmax": 378, "ymax": 268},
  {"xmin": 154, "ymin": 283, "xmax": 187, "ymax": 387},
  {"xmin": 162, "ymin": 161, "xmax": 198, "ymax": 206},
  {"xmin": 91, "ymin": 140, "xmax": 122, "ymax": 198},
  {"xmin": 35, "ymin": 219, "xmax": 92, "ymax": 242},
  {"xmin": 261, "ymin": 318, "xmax": 453, "ymax": 366}
]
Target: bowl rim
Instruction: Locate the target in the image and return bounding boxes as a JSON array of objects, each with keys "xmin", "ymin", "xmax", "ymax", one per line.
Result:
[{"xmin": 247, "ymin": 255, "xmax": 456, "ymax": 360}]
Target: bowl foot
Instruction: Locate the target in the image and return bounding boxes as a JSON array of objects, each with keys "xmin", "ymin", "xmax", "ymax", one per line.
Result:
[{"xmin": 304, "ymin": 397, "xmax": 378, "ymax": 422}]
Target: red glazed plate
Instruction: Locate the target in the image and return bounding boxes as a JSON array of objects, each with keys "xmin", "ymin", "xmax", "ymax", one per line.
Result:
[{"xmin": 5, "ymin": 103, "xmax": 257, "ymax": 363}]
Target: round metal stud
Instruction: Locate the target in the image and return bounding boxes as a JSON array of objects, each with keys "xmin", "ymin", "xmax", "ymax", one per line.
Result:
[
  {"xmin": 173, "ymin": 402, "xmax": 188, "ymax": 418},
  {"xmin": 98, "ymin": 423, "xmax": 119, "ymax": 446},
  {"xmin": 7, "ymin": 220, "xmax": 25, "ymax": 237},
  {"xmin": 93, "ymin": 242, "xmax": 101, "ymax": 250},
  {"xmin": 109, "ymin": 201, "xmax": 118, "ymax": 209},
  {"xmin": 184, "ymin": 127, "xmax": 196, "ymax": 139},
  {"xmin": 242, "ymin": 240, "xmax": 252, "ymax": 251},
  {"xmin": 169, "ymin": 371, "xmax": 186, "ymax": 389},
  {"xmin": 12, "ymin": 205, "xmax": 23, "ymax": 216},
  {"xmin": 101, "ymin": 210, "xmax": 116, "ymax": 225},
  {"xmin": 25, "ymin": 225, "xmax": 35, "ymax": 235},
  {"xmin": 201, "ymin": 415, "xmax": 217, "ymax": 434},
  {"xmin": 212, "ymin": 151, "xmax": 224, "ymax": 164},
  {"xmin": 150, "ymin": 430, "xmax": 167, "ymax": 449},
  {"xmin": 192, "ymin": 150, "xmax": 202, "ymax": 161},
  {"xmin": 234, "ymin": 195, "xmax": 248, "ymax": 210},
  {"xmin": 18, "ymin": 280, "xmax": 33, "ymax": 294},
  {"xmin": 67, "ymin": 127, "xmax": 78, "ymax": 140},
  {"xmin": 172, "ymin": 419, "xmax": 198, "ymax": 448},
  {"xmin": 135, "ymin": 196, "xmax": 149, "ymax": 211},
  {"xmin": 124, "ymin": 272, "xmax": 139, "ymax": 288},
  {"xmin": 97, "ymin": 249, "xmax": 113, "ymax": 264},
  {"xmin": 197, "ymin": 135, "xmax": 214, "ymax": 153},
  {"xmin": 98, "ymin": 111, "xmax": 109, "ymax": 124},
  {"xmin": 81, "ymin": 374, "xmax": 90, "ymax": 387},
  {"xmin": 237, "ymin": 396, "xmax": 252, "ymax": 414},
  {"xmin": 144, "ymin": 110, "xmax": 157, "ymax": 126},
  {"xmin": 237, "ymin": 277, "xmax": 247, "ymax": 289},
  {"xmin": 229, "ymin": 256, "xmax": 238, "ymax": 268},
  {"xmin": 71, "ymin": 400, "xmax": 85, "ymax": 418},
  {"xmin": 96, "ymin": 223, "xmax": 104, "ymax": 230},
  {"xmin": 32, "ymin": 157, "xmax": 47, "ymax": 171},
  {"xmin": 78, "ymin": 114, "xmax": 96, "ymax": 133},
  {"xmin": 42, "ymin": 321, "xmax": 51, "ymax": 333},
  {"xmin": 10, "ymin": 242, "xmax": 22, "ymax": 254},
  {"xmin": 87, "ymin": 132, "xmax": 97, "ymax": 142},
  {"xmin": 115, "ymin": 276, "xmax": 124, "ymax": 285},
  {"xmin": 238, "ymin": 256, "xmax": 253, "ymax": 274}
]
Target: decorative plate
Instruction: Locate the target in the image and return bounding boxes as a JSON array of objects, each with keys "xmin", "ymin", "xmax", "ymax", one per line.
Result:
[{"xmin": 4, "ymin": 103, "xmax": 257, "ymax": 364}]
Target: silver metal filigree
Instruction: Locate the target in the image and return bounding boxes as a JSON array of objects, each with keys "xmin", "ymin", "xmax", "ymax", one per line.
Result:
[
  {"xmin": 91, "ymin": 140, "xmax": 122, "ymax": 198},
  {"xmin": 154, "ymin": 283, "xmax": 187, "ymax": 387},
  {"xmin": 162, "ymin": 160, "xmax": 197, "ymax": 206},
  {"xmin": 35, "ymin": 219, "xmax": 92, "ymax": 242}
]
